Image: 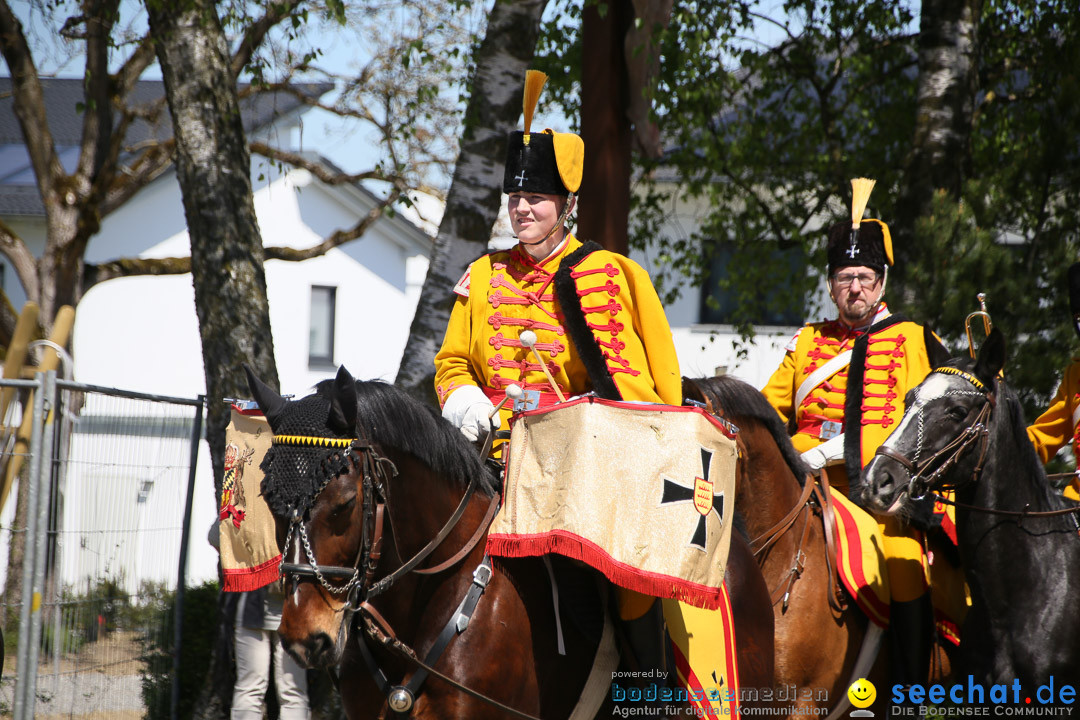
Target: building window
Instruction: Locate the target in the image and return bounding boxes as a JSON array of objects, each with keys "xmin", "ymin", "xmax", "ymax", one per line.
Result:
[
  {"xmin": 309, "ymin": 286, "xmax": 336, "ymax": 367},
  {"xmin": 699, "ymin": 241, "xmax": 807, "ymax": 326}
]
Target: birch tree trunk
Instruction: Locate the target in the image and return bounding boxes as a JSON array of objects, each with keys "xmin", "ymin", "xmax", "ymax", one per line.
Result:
[
  {"xmin": 394, "ymin": 0, "xmax": 549, "ymax": 404},
  {"xmin": 146, "ymin": 0, "xmax": 279, "ymax": 488},
  {"xmin": 894, "ymin": 0, "xmax": 983, "ymax": 273}
]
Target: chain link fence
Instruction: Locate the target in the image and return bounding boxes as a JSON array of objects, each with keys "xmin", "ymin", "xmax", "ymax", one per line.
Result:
[{"xmin": 0, "ymin": 372, "xmax": 204, "ymax": 720}]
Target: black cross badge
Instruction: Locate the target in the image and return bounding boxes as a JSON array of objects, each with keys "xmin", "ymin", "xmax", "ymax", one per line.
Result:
[{"xmin": 660, "ymin": 447, "xmax": 724, "ymax": 550}]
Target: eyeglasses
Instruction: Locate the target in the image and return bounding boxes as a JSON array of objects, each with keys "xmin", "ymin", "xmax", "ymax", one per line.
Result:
[{"xmin": 831, "ymin": 271, "xmax": 880, "ymax": 287}]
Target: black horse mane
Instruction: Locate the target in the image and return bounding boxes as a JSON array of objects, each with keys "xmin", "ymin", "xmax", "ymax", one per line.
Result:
[
  {"xmin": 686, "ymin": 375, "xmax": 812, "ymax": 484},
  {"xmin": 314, "ymin": 379, "xmax": 499, "ymax": 498}
]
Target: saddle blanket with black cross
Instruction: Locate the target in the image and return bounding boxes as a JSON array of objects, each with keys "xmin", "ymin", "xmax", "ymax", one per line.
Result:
[{"xmin": 487, "ymin": 396, "xmax": 737, "ymax": 610}]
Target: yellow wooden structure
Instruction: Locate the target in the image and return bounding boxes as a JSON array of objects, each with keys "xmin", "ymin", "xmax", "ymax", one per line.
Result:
[{"xmin": 0, "ymin": 303, "xmax": 75, "ymax": 513}]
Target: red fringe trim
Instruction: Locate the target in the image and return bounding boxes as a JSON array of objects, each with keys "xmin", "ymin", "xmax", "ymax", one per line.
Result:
[
  {"xmin": 222, "ymin": 554, "xmax": 282, "ymax": 592},
  {"xmin": 486, "ymin": 530, "xmax": 723, "ymax": 610}
]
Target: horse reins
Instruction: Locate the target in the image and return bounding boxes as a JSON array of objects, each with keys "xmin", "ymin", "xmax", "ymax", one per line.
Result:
[
  {"xmin": 874, "ymin": 400, "xmax": 994, "ymax": 502},
  {"xmin": 695, "ymin": 387, "xmax": 847, "ymax": 614},
  {"xmin": 277, "ymin": 430, "xmax": 524, "ymax": 717},
  {"xmin": 875, "ymin": 368, "xmax": 1080, "ymax": 525}
]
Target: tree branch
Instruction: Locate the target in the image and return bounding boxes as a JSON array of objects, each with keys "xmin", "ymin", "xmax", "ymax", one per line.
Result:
[
  {"xmin": 230, "ymin": 0, "xmax": 306, "ymax": 80},
  {"xmin": 101, "ymin": 139, "xmax": 176, "ymax": 215},
  {"xmin": 264, "ymin": 187, "xmax": 403, "ymax": 261},
  {"xmin": 0, "ymin": 217, "xmax": 41, "ymax": 305},
  {"xmin": 113, "ymin": 32, "xmax": 157, "ymax": 97},
  {"xmin": 243, "ymin": 81, "xmax": 376, "ymax": 123},
  {"xmin": 76, "ymin": 0, "xmax": 121, "ymax": 183},
  {"xmin": 83, "ymin": 255, "xmax": 192, "ymax": 289},
  {"xmin": 249, "ymin": 141, "xmax": 394, "ymax": 185},
  {"xmin": 88, "ymin": 186, "xmax": 404, "ymax": 286},
  {"xmin": 0, "ymin": 0, "xmax": 64, "ymax": 204}
]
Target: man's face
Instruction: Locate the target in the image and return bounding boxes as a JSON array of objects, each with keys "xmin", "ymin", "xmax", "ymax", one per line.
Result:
[
  {"xmin": 507, "ymin": 192, "xmax": 566, "ymax": 247},
  {"xmin": 829, "ymin": 265, "xmax": 883, "ymax": 327}
]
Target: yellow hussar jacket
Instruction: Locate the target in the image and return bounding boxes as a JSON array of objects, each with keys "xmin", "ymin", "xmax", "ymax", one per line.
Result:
[
  {"xmin": 435, "ymin": 235, "xmax": 682, "ymax": 429},
  {"xmin": 1027, "ymin": 359, "xmax": 1080, "ymax": 500},
  {"xmin": 761, "ymin": 307, "xmax": 939, "ymax": 475},
  {"xmin": 762, "ymin": 307, "xmax": 948, "ymax": 603}
]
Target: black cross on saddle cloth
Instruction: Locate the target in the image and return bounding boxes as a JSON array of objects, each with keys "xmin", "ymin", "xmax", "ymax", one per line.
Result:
[{"xmin": 661, "ymin": 448, "xmax": 725, "ymax": 549}]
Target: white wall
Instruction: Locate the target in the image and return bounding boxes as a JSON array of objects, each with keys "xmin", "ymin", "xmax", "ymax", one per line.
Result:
[
  {"xmin": 60, "ymin": 161, "xmax": 430, "ymax": 589},
  {"xmin": 628, "ymin": 188, "xmax": 814, "ymax": 391},
  {"xmin": 72, "ymin": 164, "xmax": 428, "ymax": 398}
]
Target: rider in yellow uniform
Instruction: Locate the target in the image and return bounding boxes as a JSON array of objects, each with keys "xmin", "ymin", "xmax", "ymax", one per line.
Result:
[
  {"xmin": 761, "ymin": 179, "xmax": 948, "ymax": 688},
  {"xmin": 435, "ymin": 71, "xmax": 734, "ymax": 716},
  {"xmin": 1027, "ymin": 262, "xmax": 1080, "ymax": 501}
]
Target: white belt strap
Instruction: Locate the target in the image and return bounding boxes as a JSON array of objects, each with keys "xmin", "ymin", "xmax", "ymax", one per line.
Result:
[{"xmin": 795, "ymin": 349, "xmax": 854, "ymax": 409}]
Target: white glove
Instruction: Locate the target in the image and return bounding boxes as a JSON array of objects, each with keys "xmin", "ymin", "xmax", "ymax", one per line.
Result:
[
  {"xmin": 442, "ymin": 385, "xmax": 499, "ymax": 442},
  {"xmin": 800, "ymin": 434, "xmax": 846, "ymax": 471}
]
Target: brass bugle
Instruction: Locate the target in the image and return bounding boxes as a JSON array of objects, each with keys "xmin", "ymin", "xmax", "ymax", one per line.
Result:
[{"xmin": 965, "ymin": 292, "xmax": 992, "ymax": 359}]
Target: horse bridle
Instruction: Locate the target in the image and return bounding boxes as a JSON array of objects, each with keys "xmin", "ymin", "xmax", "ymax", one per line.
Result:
[
  {"xmin": 277, "ymin": 431, "xmax": 524, "ymax": 717},
  {"xmin": 874, "ymin": 369, "xmax": 1080, "ymax": 524},
  {"xmin": 278, "ymin": 434, "xmax": 494, "ymax": 607},
  {"xmin": 873, "ymin": 370, "xmax": 995, "ymax": 503}
]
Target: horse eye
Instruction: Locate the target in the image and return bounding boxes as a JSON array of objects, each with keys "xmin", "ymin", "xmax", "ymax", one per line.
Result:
[
  {"xmin": 946, "ymin": 405, "xmax": 968, "ymax": 421},
  {"xmin": 332, "ymin": 495, "xmax": 356, "ymax": 516}
]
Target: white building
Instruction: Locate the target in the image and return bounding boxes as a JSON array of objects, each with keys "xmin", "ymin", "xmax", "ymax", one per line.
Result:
[{"xmin": 0, "ymin": 79, "xmax": 432, "ymax": 590}]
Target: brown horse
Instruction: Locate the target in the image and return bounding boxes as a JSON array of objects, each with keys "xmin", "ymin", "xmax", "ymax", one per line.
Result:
[
  {"xmin": 686, "ymin": 375, "xmax": 888, "ymax": 717},
  {"xmin": 246, "ymin": 366, "xmax": 774, "ymax": 719}
]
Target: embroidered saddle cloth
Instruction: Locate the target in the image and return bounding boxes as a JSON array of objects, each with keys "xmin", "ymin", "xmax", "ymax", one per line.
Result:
[
  {"xmin": 218, "ymin": 405, "xmax": 281, "ymax": 592},
  {"xmin": 486, "ymin": 396, "xmax": 737, "ymax": 610}
]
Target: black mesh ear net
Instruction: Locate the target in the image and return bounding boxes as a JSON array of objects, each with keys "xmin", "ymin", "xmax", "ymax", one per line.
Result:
[{"xmin": 259, "ymin": 393, "xmax": 357, "ymax": 518}]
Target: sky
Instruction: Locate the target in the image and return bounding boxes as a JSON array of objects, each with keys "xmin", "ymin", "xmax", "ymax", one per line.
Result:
[{"xmin": 7, "ymin": 0, "xmax": 802, "ymax": 179}]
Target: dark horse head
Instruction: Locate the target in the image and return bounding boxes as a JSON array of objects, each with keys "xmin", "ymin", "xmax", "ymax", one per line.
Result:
[
  {"xmin": 245, "ymin": 365, "xmax": 495, "ymax": 668},
  {"xmin": 857, "ymin": 328, "xmax": 1007, "ymax": 515},
  {"xmin": 858, "ymin": 328, "xmax": 1080, "ymax": 685}
]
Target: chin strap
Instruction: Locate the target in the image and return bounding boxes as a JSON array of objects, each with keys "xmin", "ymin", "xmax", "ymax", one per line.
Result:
[
  {"xmin": 873, "ymin": 265, "xmax": 889, "ymax": 305},
  {"xmin": 518, "ymin": 192, "xmax": 575, "ymax": 246}
]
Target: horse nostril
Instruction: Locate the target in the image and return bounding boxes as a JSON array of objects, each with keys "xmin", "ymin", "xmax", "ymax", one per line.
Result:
[{"xmin": 305, "ymin": 632, "xmax": 336, "ymax": 666}]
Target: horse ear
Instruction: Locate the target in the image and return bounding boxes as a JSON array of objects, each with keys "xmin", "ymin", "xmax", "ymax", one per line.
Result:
[
  {"xmin": 925, "ymin": 329, "xmax": 952, "ymax": 370},
  {"xmin": 244, "ymin": 363, "xmax": 287, "ymax": 424},
  {"xmin": 974, "ymin": 327, "xmax": 1007, "ymax": 386},
  {"xmin": 681, "ymin": 377, "xmax": 705, "ymax": 405},
  {"xmin": 328, "ymin": 365, "xmax": 358, "ymax": 436}
]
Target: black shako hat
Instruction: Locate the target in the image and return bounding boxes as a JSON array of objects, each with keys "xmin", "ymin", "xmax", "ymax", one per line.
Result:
[
  {"xmin": 826, "ymin": 178, "xmax": 893, "ymax": 276},
  {"xmin": 501, "ymin": 70, "xmax": 583, "ymax": 196}
]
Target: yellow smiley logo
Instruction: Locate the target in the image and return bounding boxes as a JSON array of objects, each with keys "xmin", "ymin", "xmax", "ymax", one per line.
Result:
[{"xmin": 847, "ymin": 678, "xmax": 876, "ymax": 709}]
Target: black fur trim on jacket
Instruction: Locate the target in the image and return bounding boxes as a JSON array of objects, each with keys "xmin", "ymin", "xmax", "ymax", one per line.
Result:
[
  {"xmin": 844, "ymin": 313, "xmax": 908, "ymax": 483},
  {"xmin": 554, "ymin": 241, "xmax": 622, "ymax": 400}
]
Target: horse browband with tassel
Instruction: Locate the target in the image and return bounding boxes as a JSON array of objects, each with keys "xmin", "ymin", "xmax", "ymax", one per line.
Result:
[
  {"xmin": 933, "ymin": 366, "xmax": 986, "ymax": 391},
  {"xmin": 272, "ymin": 434, "xmax": 357, "ymax": 449}
]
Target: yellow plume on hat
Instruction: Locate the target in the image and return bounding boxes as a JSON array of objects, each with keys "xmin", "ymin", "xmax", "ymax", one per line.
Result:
[
  {"xmin": 522, "ymin": 70, "xmax": 548, "ymax": 145},
  {"xmin": 850, "ymin": 177, "xmax": 876, "ymax": 229}
]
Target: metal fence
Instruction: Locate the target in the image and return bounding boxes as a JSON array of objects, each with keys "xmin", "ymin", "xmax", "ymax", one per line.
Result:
[{"xmin": 0, "ymin": 372, "xmax": 204, "ymax": 720}]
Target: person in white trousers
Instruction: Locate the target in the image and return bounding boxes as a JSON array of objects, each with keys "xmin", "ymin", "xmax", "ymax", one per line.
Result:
[{"xmin": 231, "ymin": 585, "xmax": 310, "ymax": 720}]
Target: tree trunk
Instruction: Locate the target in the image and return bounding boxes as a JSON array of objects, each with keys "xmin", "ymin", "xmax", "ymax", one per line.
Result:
[
  {"xmin": 395, "ymin": 0, "xmax": 549, "ymax": 404},
  {"xmin": 147, "ymin": 0, "xmax": 279, "ymax": 488},
  {"xmin": 578, "ymin": 0, "xmax": 634, "ymax": 255},
  {"xmin": 894, "ymin": 0, "xmax": 983, "ymax": 278}
]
